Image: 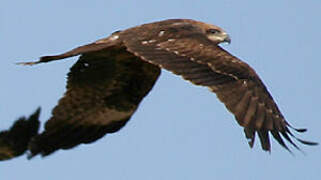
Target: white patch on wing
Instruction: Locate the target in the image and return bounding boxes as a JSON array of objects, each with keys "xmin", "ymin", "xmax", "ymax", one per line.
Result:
[
  {"xmin": 172, "ymin": 22, "xmax": 190, "ymax": 26},
  {"xmin": 148, "ymin": 39, "xmax": 156, "ymax": 43},
  {"xmin": 231, "ymin": 59, "xmax": 239, "ymax": 63},
  {"xmin": 158, "ymin": 31, "xmax": 165, "ymax": 37},
  {"xmin": 95, "ymin": 37, "xmax": 109, "ymax": 44},
  {"xmin": 95, "ymin": 35, "xmax": 119, "ymax": 44},
  {"xmin": 141, "ymin": 39, "xmax": 156, "ymax": 45},
  {"xmin": 129, "ymin": 50, "xmax": 161, "ymax": 68},
  {"xmin": 110, "ymin": 35, "xmax": 119, "ymax": 41}
]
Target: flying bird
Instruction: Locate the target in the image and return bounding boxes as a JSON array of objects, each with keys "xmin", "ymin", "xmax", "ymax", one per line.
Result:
[{"xmin": 4, "ymin": 19, "xmax": 317, "ymax": 159}]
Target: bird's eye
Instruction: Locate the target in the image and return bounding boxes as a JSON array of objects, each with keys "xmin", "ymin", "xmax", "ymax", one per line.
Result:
[{"xmin": 206, "ymin": 29, "xmax": 220, "ymax": 34}]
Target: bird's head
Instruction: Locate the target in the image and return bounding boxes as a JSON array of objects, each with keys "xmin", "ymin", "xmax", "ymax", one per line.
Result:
[
  {"xmin": 191, "ymin": 20, "xmax": 231, "ymax": 44},
  {"xmin": 205, "ymin": 27, "xmax": 231, "ymax": 44}
]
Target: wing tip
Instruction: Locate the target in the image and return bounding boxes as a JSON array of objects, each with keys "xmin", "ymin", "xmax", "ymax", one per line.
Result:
[
  {"xmin": 246, "ymin": 125, "xmax": 317, "ymax": 154},
  {"xmin": 16, "ymin": 55, "xmax": 61, "ymax": 66},
  {"xmin": 16, "ymin": 61, "xmax": 38, "ymax": 66}
]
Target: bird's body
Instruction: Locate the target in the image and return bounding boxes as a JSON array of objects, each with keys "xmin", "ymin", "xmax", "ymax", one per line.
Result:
[
  {"xmin": 30, "ymin": 47, "xmax": 160, "ymax": 156},
  {"xmin": 0, "ymin": 19, "xmax": 316, "ymax": 160}
]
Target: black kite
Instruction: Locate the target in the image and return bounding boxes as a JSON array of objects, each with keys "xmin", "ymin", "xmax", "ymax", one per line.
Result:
[{"xmin": 1, "ymin": 19, "xmax": 317, "ymax": 160}]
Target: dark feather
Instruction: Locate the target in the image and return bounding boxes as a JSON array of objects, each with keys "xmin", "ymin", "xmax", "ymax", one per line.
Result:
[
  {"xmin": 0, "ymin": 108, "xmax": 40, "ymax": 161},
  {"xmin": 13, "ymin": 19, "xmax": 315, "ymax": 158},
  {"xmin": 28, "ymin": 47, "xmax": 160, "ymax": 157},
  {"xmin": 121, "ymin": 19, "xmax": 316, "ymax": 152}
]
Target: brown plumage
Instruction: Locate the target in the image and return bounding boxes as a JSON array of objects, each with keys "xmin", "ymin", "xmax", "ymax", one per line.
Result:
[
  {"xmin": 28, "ymin": 47, "xmax": 160, "ymax": 157},
  {"xmin": 4, "ymin": 19, "xmax": 316, "ymax": 159},
  {"xmin": 0, "ymin": 108, "xmax": 40, "ymax": 160}
]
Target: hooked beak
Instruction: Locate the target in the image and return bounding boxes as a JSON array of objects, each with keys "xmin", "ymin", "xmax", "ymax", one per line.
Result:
[{"xmin": 223, "ymin": 34, "xmax": 231, "ymax": 44}]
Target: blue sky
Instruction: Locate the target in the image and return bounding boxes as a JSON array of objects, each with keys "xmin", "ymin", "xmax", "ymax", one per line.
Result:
[{"xmin": 1, "ymin": 1, "xmax": 320, "ymax": 179}]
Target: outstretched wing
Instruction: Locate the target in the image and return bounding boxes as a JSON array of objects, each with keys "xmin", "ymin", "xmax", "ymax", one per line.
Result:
[
  {"xmin": 121, "ymin": 22, "xmax": 317, "ymax": 152},
  {"xmin": 28, "ymin": 46, "xmax": 160, "ymax": 157},
  {"xmin": 0, "ymin": 108, "xmax": 40, "ymax": 161},
  {"xmin": 18, "ymin": 32, "xmax": 122, "ymax": 65}
]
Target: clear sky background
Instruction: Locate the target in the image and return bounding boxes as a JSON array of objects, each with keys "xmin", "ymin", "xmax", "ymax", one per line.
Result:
[{"xmin": 1, "ymin": 1, "xmax": 320, "ymax": 179}]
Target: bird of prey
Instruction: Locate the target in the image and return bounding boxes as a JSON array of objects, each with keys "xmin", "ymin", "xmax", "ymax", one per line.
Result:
[{"xmin": 2, "ymin": 19, "xmax": 316, "ymax": 160}]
